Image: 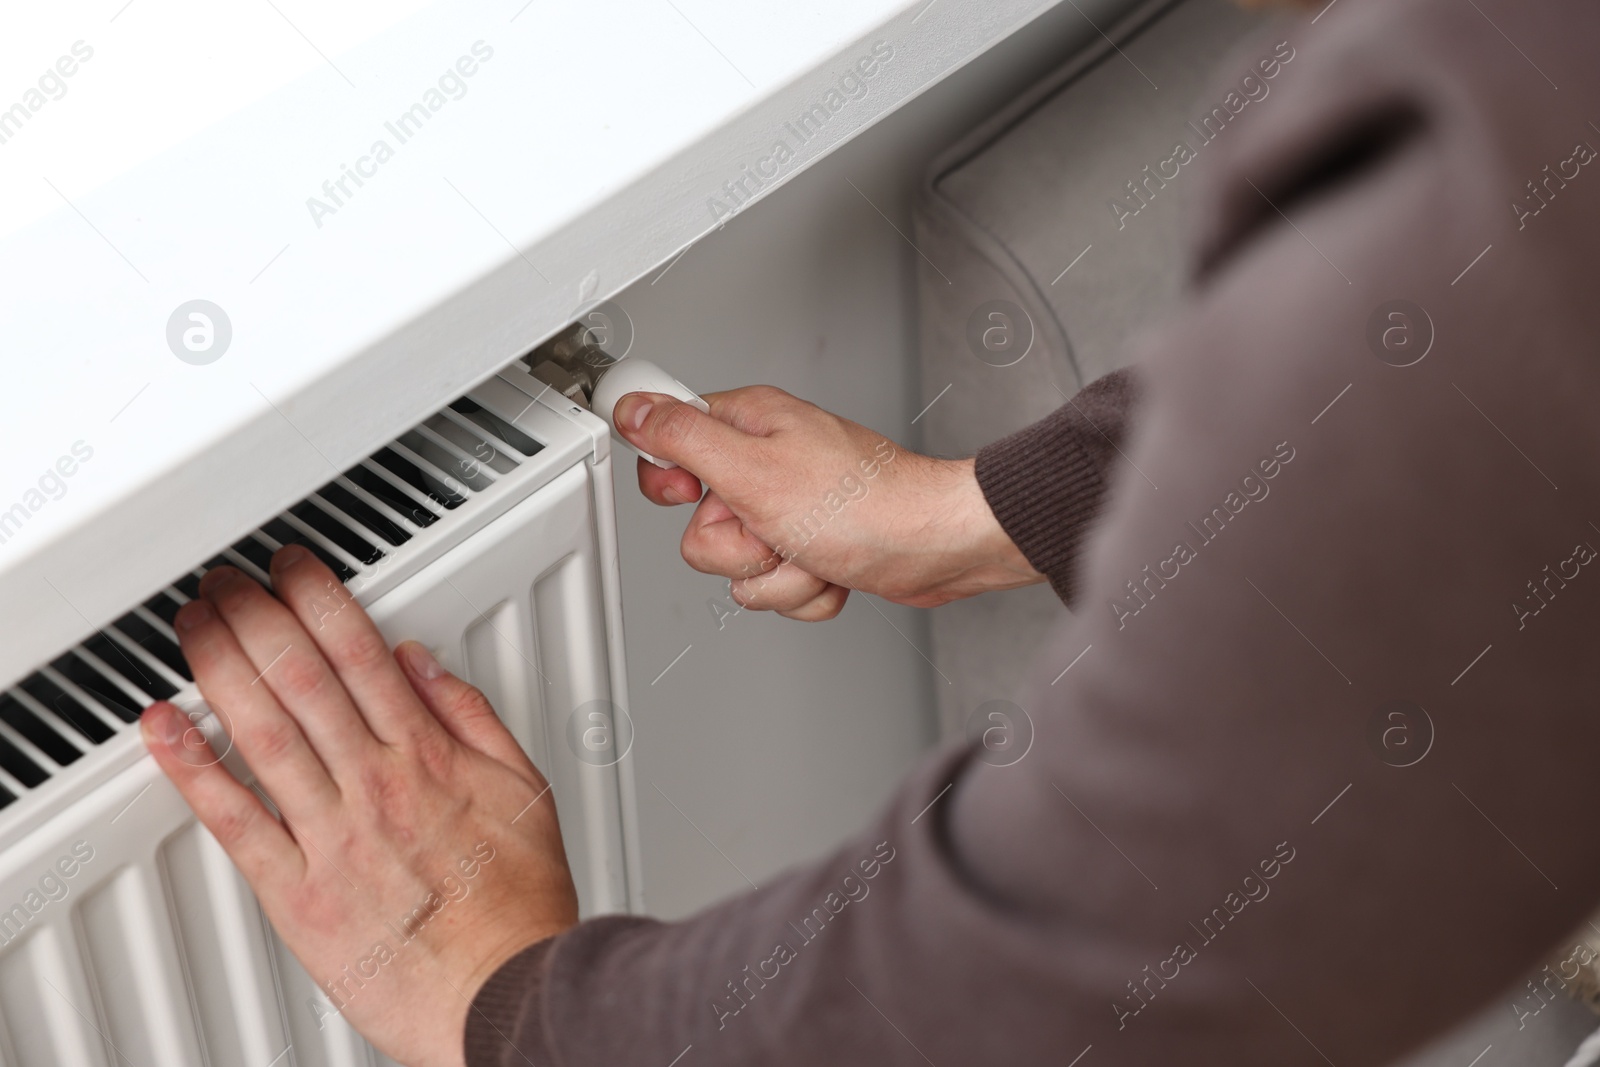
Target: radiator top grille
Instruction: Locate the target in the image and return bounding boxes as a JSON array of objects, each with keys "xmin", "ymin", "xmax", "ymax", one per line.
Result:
[{"xmin": 0, "ymin": 396, "xmax": 544, "ymax": 812}]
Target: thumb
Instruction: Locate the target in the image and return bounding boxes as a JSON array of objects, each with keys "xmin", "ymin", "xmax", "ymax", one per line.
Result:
[{"xmin": 613, "ymin": 392, "xmax": 758, "ymax": 489}]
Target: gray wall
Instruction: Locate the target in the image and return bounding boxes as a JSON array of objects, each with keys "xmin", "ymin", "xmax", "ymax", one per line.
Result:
[{"xmin": 609, "ymin": 1, "xmax": 1137, "ymax": 919}]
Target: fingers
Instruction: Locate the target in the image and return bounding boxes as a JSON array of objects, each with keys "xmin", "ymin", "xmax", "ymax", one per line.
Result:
[
  {"xmin": 613, "ymin": 392, "xmax": 763, "ymax": 490},
  {"xmin": 395, "ymin": 642, "xmax": 540, "ymax": 783},
  {"xmin": 636, "ymin": 457, "xmax": 704, "ymax": 507},
  {"xmin": 619, "ymin": 383, "xmax": 851, "ymax": 623},
  {"xmin": 173, "ymin": 596, "xmax": 341, "ymax": 815},
  {"xmin": 699, "ymin": 385, "xmax": 800, "ymax": 436},
  {"xmin": 777, "ymin": 583, "xmax": 850, "ymax": 622},
  {"xmin": 732, "ymin": 565, "xmax": 850, "ymax": 620},
  {"xmin": 678, "ymin": 493, "xmax": 849, "ymax": 616},
  {"xmin": 141, "ymin": 701, "xmax": 304, "ymax": 886},
  {"xmin": 197, "ymin": 567, "xmax": 378, "ymax": 767},
  {"xmin": 270, "ymin": 547, "xmax": 443, "ymax": 749},
  {"xmin": 632, "ymin": 386, "xmax": 802, "ymax": 505},
  {"xmin": 730, "ymin": 561, "xmax": 828, "ymax": 611},
  {"xmin": 679, "ymin": 490, "xmax": 781, "ymax": 581}
]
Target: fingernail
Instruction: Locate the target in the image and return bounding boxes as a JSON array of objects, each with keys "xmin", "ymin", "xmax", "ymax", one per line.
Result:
[
  {"xmin": 142, "ymin": 702, "xmax": 184, "ymax": 750},
  {"xmin": 402, "ymin": 642, "xmax": 446, "ymax": 680},
  {"xmin": 275, "ymin": 544, "xmax": 311, "ymax": 568},
  {"xmin": 617, "ymin": 394, "xmax": 653, "ymax": 433},
  {"xmin": 159, "ymin": 704, "xmax": 187, "ymax": 748},
  {"xmin": 662, "ymin": 486, "xmax": 685, "ymax": 504},
  {"xmin": 198, "ymin": 569, "xmax": 231, "ymax": 596},
  {"xmin": 175, "ymin": 599, "xmax": 214, "ymax": 631}
]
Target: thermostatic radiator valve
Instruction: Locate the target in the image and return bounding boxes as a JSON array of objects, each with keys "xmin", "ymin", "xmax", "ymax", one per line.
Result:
[{"xmin": 525, "ymin": 323, "xmax": 709, "ymax": 469}]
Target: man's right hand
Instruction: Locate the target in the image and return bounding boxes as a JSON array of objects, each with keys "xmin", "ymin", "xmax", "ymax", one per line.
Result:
[{"xmin": 613, "ymin": 386, "xmax": 1042, "ymax": 621}]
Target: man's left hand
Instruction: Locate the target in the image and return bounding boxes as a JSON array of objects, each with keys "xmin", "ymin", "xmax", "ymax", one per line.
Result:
[{"xmin": 141, "ymin": 545, "xmax": 577, "ymax": 1067}]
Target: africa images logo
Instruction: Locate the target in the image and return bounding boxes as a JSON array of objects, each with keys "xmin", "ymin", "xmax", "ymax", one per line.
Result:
[
  {"xmin": 704, "ymin": 41, "xmax": 895, "ymax": 224},
  {"xmin": 304, "ymin": 41, "xmax": 496, "ymax": 229}
]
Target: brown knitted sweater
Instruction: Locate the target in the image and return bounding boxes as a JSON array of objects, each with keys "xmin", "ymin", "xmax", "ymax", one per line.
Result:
[{"xmin": 467, "ymin": 1, "xmax": 1600, "ymax": 1062}]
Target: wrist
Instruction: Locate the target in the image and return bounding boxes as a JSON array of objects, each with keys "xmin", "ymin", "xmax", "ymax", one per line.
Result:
[
  {"xmin": 943, "ymin": 457, "xmax": 1044, "ymax": 592},
  {"xmin": 884, "ymin": 456, "xmax": 1041, "ymax": 607},
  {"xmin": 457, "ymin": 932, "xmax": 561, "ymax": 1067}
]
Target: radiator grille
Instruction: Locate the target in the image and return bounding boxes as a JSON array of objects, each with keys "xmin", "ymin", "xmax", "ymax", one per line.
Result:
[{"xmin": 0, "ymin": 397, "xmax": 544, "ymax": 812}]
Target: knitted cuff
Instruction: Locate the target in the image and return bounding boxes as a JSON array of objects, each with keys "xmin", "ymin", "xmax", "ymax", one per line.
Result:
[
  {"xmin": 974, "ymin": 369, "xmax": 1139, "ymax": 605},
  {"xmin": 463, "ymin": 938, "xmax": 557, "ymax": 1067}
]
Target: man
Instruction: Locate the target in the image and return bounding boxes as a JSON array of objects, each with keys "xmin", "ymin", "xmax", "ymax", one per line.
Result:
[{"xmin": 141, "ymin": 0, "xmax": 1600, "ymax": 1063}]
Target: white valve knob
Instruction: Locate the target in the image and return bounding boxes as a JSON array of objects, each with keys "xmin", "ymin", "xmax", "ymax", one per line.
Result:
[{"xmin": 589, "ymin": 359, "xmax": 710, "ymax": 469}]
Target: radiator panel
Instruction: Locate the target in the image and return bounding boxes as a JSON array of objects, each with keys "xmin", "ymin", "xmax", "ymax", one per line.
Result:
[{"xmin": 0, "ymin": 370, "xmax": 637, "ymax": 1066}]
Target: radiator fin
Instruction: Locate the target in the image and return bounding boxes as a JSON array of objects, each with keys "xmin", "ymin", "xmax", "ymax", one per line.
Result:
[
  {"xmin": 0, "ymin": 923, "xmax": 112, "ymax": 1066},
  {"xmin": 77, "ymin": 864, "xmax": 208, "ymax": 1065},
  {"xmin": 160, "ymin": 823, "xmax": 294, "ymax": 1067}
]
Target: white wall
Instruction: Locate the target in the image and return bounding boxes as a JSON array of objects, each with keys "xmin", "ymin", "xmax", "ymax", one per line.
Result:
[{"xmin": 608, "ymin": 0, "xmax": 1130, "ymax": 919}]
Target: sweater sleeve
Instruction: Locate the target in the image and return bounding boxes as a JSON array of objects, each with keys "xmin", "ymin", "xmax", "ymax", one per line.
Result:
[
  {"xmin": 465, "ymin": 3, "xmax": 1600, "ymax": 1064},
  {"xmin": 974, "ymin": 368, "xmax": 1140, "ymax": 605},
  {"xmin": 462, "ymin": 935, "xmax": 558, "ymax": 1065}
]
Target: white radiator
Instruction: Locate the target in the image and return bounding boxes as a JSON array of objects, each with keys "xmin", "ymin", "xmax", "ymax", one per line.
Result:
[{"xmin": 0, "ymin": 356, "xmax": 642, "ymax": 1066}]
